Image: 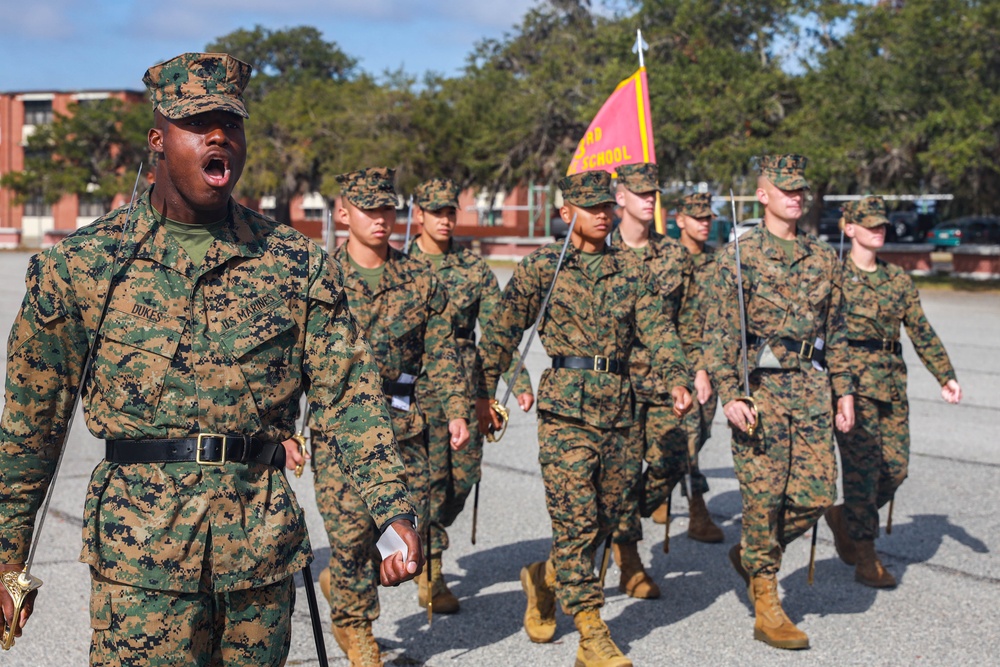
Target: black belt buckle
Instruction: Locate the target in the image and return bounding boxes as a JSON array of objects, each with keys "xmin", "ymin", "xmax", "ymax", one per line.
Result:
[
  {"xmin": 593, "ymin": 355, "xmax": 610, "ymax": 373},
  {"xmin": 797, "ymin": 340, "xmax": 814, "ymax": 360},
  {"xmin": 196, "ymin": 433, "xmax": 229, "ymax": 466}
]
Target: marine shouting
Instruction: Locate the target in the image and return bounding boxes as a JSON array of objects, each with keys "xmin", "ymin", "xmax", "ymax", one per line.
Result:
[{"xmin": 0, "ymin": 39, "xmax": 977, "ymax": 667}]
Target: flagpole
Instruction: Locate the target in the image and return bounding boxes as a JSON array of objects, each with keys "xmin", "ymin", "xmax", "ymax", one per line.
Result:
[{"xmin": 635, "ymin": 29, "xmax": 664, "ymax": 235}]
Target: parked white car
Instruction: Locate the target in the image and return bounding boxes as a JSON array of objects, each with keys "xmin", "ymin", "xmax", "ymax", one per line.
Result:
[{"xmin": 728, "ymin": 217, "xmax": 762, "ymax": 241}]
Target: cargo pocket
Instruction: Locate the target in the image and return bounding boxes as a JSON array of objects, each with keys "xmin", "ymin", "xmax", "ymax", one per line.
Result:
[
  {"xmin": 91, "ymin": 308, "xmax": 183, "ymax": 420},
  {"xmin": 89, "ymin": 587, "xmax": 112, "ymax": 630}
]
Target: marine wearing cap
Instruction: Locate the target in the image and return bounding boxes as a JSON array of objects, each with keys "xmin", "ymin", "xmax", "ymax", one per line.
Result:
[
  {"xmin": 337, "ymin": 167, "xmax": 399, "ymax": 209},
  {"xmin": 841, "ymin": 196, "xmax": 889, "ymax": 228},
  {"xmin": 143, "ymin": 52, "xmax": 252, "ymax": 119},
  {"xmin": 414, "ymin": 178, "xmax": 460, "ymax": 211},
  {"xmin": 616, "ymin": 163, "xmax": 659, "ymax": 194},
  {"xmin": 759, "ymin": 154, "xmax": 810, "ymax": 191},
  {"xmin": 558, "ymin": 171, "xmax": 615, "ymax": 207},
  {"xmin": 679, "ymin": 193, "xmax": 713, "ymax": 218}
]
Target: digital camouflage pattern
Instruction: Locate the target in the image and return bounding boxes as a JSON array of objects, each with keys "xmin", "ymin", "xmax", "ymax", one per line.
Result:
[
  {"xmin": 89, "ymin": 569, "xmax": 292, "ymax": 666},
  {"xmin": 836, "ymin": 257, "xmax": 956, "ymax": 541},
  {"xmin": 557, "ymin": 171, "xmax": 615, "ymax": 207},
  {"xmin": 608, "ymin": 227, "xmax": 694, "ymax": 542},
  {"xmin": 336, "ymin": 167, "xmax": 399, "ymax": 209},
  {"xmin": 479, "ymin": 240, "xmax": 689, "ymax": 612},
  {"xmin": 316, "ymin": 243, "xmax": 466, "ymax": 624},
  {"xmin": 759, "ymin": 154, "xmax": 810, "ymax": 191},
  {"xmin": 142, "ymin": 52, "xmax": 251, "ymax": 120},
  {"xmin": 413, "ymin": 178, "xmax": 460, "ymax": 211},
  {"xmin": 702, "ymin": 224, "xmax": 854, "ymax": 576},
  {"xmin": 480, "ymin": 242, "xmax": 690, "ymax": 429},
  {"xmin": 679, "ymin": 192, "xmax": 713, "ymax": 218},
  {"xmin": 538, "ymin": 412, "xmax": 628, "ymax": 614},
  {"xmin": 679, "ymin": 248, "xmax": 721, "ymax": 495},
  {"xmin": 842, "ymin": 196, "xmax": 890, "ymax": 228},
  {"xmin": 615, "ymin": 163, "xmax": 659, "ymax": 194},
  {"xmin": 408, "ymin": 238, "xmax": 533, "ymax": 554},
  {"xmin": 0, "ymin": 190, "xmax": 413, "ymax": 593}
]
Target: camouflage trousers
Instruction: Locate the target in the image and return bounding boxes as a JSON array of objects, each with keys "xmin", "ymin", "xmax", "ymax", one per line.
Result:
[
  {"xmin": 615, "ymin": 402, "xmax": 687, "ymax": 544},
  {"xmin": 425, "ymin": 399, "xmax": 482, "ymax": 554},
  {"xmin": 684, "ymin": 395, "xmax": 718, "ymax": 496},
  {"xmin": 314, "ymin": 433, "xmax": 429, "ymax": 625},
  {"xmin": 89, "ymin": 567, "xmax": 293, "ymax": 666},
  {"xmin": 732, "ymin": 402, "xmax": 837, "ymax": 577},
  {"xmin": 835, "ymin": 395, "xmax": 909, "ymax": 541},
  {"xmin": 537, "ymin": 411, "xmax": 628, "ymax": 615}
]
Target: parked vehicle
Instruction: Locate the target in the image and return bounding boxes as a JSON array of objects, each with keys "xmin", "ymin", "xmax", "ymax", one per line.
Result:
[
  {"xmin": 926, "ymin": 216, "xmax": 1000, "ymax": 249},
  {"xmin": 728, "ymin": 218, "xmax": 762, "ymax": 241},
  {"xmin": 889, "ymin": 210, "xmax": 940, "ymax": 243}
]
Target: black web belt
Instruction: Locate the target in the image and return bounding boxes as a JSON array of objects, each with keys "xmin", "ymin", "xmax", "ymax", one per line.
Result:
[
  {"xmin": 383, "ymin": 379, "xmax": 416, "ymax": 397},
  {"xmin": 454, "ymin": 326, "xmax": 476, "ymax": 342},
  {"xmin": 105, "ymin": 434, "xmax": 284, "ymax": 467},
  {"xmin": 848, "ymin": 338, "xmax": 902, "ymax": 354},
  {"xmin": 551, "ymin": 355, "xmax": 626, "ymax": 375},
  {"xmin": 748, "ymin": 335, "xmax": 827, "ymax": 366}
]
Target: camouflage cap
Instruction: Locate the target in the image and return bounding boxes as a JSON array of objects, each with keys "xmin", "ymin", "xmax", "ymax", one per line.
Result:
[
  {"xmin": 336, "ymin": 167, "xmax": 399, "ymax": 209},
  {"xmin": 413, "ymin": 178, "xmax": 459, "ymax": 211},
  {"xmin": 759, "ymin": 154, "xmax": 810, "ymax": 191},
  {"xmin": 615, "ymin": 163, "xmax": 659, "ymax": 194},
  {"xmin": 142, "ymin": 52, "xmax": 252, "ymax": 120},
  {"xmin": 679, "ymin": 193, "xmax": 714, "ymax": 218},
  {"xmin": 558, "ymin": 171, "xmax": 615, "ymax": 207},
  {"xmin": 842, "ymin": 196, "xmax": 889, "ymax": 228}
]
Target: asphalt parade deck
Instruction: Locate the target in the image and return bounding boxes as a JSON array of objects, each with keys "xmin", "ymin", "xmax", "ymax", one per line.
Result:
[{"xmin": 1, "ymin": 253, "xmax": 997, "ymax": 666}]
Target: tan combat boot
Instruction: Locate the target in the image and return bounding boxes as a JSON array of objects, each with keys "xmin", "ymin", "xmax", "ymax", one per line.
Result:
[
  {"xmin": 332, "ymin": 622, "xmax": 384, "ymax": 667},
  {"xmin": 854, "ymin": 540, "xmax": 897, "ymax": 588},
  {"xmin": 520, "ymin": 560, "xmax": 557, "ymax": 643},
  {"xmin": 687, "ymin": 492, "xmax": 724, "ymax": 543},
  {"xmin": 417, "ymin": 554, "xmax": 460, "ymax": 613},
  {"xmin": 612, "ymin": 542, "xmax": 660, "ymax": 599},
  {"xmin": 573, "ymin": 608, "xmax": 632, "ymax": 667},
  {"xmin": 650, "ymin": 501, "xmax": 669, "ymax": 524},
  {"xmin": 824, "ymin": 504, "xmax": 858, "ymax": 565},
  {"xmin": 749, "ymin": 575, "xmax": 809, "ymax": 650},
  {"xmin": 729, "ymin": 544, "xmax": 749, "ymax": 587}
]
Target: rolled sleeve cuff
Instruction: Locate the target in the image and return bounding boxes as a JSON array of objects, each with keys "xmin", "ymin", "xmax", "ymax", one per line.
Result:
[
  {"xmin": 831, "ymin": 373, "xmax": 854, "ymax": 399},
  {"xmin": 0, "ymin": 528, "xmax": 31, "ymax": 564}
]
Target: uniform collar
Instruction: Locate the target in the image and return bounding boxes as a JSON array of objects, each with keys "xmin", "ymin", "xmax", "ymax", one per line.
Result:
[
  {"xmin": 129, "ymin": 189, "xmax": 264, "ymax": 279},
  {"xmin": 334, "ymin": 243, "xmax": 412, "ymax": 297},
  {"xmin": 408, "ymin": 235, "xmax": 462, "ymax": 268},
  {"xmin": 754, "ymin": 224, "xmax": 815, "ymax": 265},
  {"xmin": 609, "ymin": 225, "xmax": 665, "ymax": 258},
  {"xmin": 565, "ymin": 240, "xmax": 626, "ymax": 280}
]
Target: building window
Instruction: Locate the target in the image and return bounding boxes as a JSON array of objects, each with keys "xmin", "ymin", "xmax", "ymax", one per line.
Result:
[
  {"xmin": 23, "ymin": 196, "xmax": 52, "ymax": 217},
  {"xmin": 23, "ymin": 101, "xmax": 53, "ymax": 126},
  {"xmin": 303, "ymin": 207, "xmax": 325, "ymax": 221},
  {"xmin": 78, "ymin": 195, "xmax": 107, "ymax": 219}
]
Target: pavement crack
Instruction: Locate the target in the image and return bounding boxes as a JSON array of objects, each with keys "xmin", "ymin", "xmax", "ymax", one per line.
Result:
[{"xmin": 911, "ymin": 450, "xmax": 1000, "ymax": 468}]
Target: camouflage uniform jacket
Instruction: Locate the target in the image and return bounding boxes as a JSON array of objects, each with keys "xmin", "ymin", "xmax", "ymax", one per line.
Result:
[
  {"xmin": 704, "ymin": 225, "xmax": 855, "ymax": 411},
  {"xmin": 840, "ymin": 257, "xmax": 955, "ymax": 403},
  {"xmin": 408, "ymin": 238, "xmax": 532, "ymax": 401},
  {"xmin": 610, "ymin": 227, "xmax": 693, "ymax": 404},
  {"xmin": 479, "ymin": 242, "xmax": 690, "ymax": 429},
  {"xmin": 678, "ymin": 247, "xmax": 718, "ymax": 373},
  {"xmin": 331, "ymin": 243, "xmax": 466, "ymax": 440},
  {"xmin": 0, "ymin": 191, "xmax": 412, "ymax": 593}
]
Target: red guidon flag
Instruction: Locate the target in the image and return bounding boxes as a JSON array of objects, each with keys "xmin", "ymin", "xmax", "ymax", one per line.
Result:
[{"xmin": 567, "ymin": 68, "xmax": 656, "ymax": 176}]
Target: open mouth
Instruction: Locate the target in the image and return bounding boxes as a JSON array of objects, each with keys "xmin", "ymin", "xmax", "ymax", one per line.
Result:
[{"xmin": 202, "ymin": 156, "xmax": 231, "ymax": 188}]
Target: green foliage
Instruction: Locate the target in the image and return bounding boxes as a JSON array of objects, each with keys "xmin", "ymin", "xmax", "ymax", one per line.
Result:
[
  {"xmin": 0, "ymin": 98, "xmax": 148, "ymax": 208},
  {"xmin": 9, "ymin": 1, "xmax": 1000, "ymax": 220}
]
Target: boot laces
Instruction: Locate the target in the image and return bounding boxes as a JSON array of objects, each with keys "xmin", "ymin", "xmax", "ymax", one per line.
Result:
[
  {"xmin": 351, "ymin": 626, "xmax": 381, "ymax": 666},
  {"xmin": 582, "ymin": 624, "xmax": 622, "ymax": 659}
]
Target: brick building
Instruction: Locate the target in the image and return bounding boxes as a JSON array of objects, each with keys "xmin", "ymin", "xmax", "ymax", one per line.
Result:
[{"xmin": 0, "ymin": 89, "xmax": 146, "ymax": 247}]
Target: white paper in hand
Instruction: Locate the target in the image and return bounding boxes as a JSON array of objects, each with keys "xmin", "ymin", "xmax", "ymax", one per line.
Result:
[{"xmin": 376, "ymin": 525, "xmax": 410, "ymax": 561}]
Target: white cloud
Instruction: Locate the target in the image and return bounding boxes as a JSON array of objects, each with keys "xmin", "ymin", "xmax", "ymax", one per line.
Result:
[{"xmin": 0, "ymin": 0, "xmax": 76, "ymax": 39}]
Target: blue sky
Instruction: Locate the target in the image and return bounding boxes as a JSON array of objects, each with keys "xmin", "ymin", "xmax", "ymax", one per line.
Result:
[{"xmin": 0, "ymin": 0, "xmax": 540, "ymax": 92}]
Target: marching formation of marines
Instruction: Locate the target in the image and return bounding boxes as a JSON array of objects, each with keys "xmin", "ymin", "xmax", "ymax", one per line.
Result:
[{"xmin": 0, "ymin": 50, "xmax": 964, "ymax": 667}]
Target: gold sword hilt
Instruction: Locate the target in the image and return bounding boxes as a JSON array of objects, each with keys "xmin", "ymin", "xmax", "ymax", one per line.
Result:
[
  {"xmin": 736, "ymin": 396, "xmax": 760, "ymax": 437},
  {"xmin": 484, "ymin": 400, "xmax": 510, "ymax": 443},
  {"xmin": 1, "ymin": 568, "xmax": 42, "ymax": 650},
  {"xmin": 291, "ymin": 433, "xmax": 309, "ymax": 478}
]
